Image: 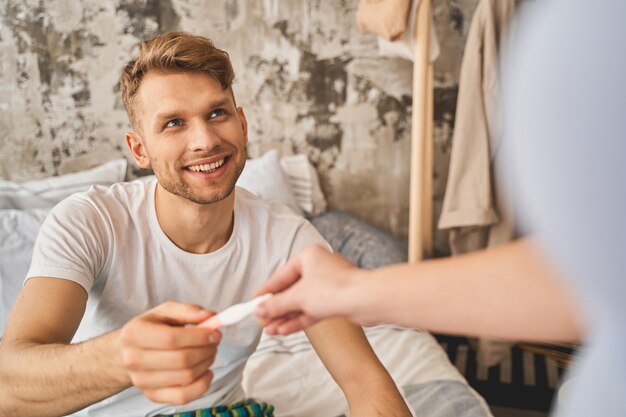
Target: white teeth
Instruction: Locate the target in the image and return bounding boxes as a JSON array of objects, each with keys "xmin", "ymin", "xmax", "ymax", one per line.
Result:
[{"xmin": 188, "ymin": 158, "xmax": 225, "ymax": 172}]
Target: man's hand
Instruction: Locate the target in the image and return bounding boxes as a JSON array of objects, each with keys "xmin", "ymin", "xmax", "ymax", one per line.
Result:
[
  {"xmin": 119, "ymin": 301, "xmax": 221, "ymax": 405},
  {"xmin": 255, "ymin": 245, "xmax": 363, "ymax": 335}
]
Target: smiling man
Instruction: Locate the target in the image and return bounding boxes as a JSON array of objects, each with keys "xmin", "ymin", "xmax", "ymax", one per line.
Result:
[{"xmin": 0, "ymin": 32, "xmax": 411, "ymax": 417}]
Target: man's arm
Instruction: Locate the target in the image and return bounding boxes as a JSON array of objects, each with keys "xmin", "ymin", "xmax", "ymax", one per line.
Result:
[
  {"xmin": 0, "ymin": 278, "xmax": 220, "ymax": 417},
  {"xmin": 305, "ymin": 318, "xmax": 412, "ymax": 416},
  {"xmin": 0, "ymin": 278, "xmax": 128, "ymax": 417},
  {"xmin": 257, "ymin": 239, "xmax": 584, "ymax": 342}
]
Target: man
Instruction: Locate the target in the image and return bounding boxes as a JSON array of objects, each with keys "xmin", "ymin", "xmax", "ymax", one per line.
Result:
[{"xmin": 0, "ymin": 32, "xmax": 411, "ymax": 417}]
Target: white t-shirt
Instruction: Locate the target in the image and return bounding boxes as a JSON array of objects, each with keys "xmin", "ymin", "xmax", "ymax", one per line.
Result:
[{"xmin": 26, "ymin": 178, "xmax": 327, "ymax": 417}]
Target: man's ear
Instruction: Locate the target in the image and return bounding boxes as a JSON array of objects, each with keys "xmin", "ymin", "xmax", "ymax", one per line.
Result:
[
  {"xmin": 237, "ymin": 107, "xmax": 249, "ymax": 145},
  {"xmin": 125, "ymin": 132, "xmax": 151, "ymax": 169}
]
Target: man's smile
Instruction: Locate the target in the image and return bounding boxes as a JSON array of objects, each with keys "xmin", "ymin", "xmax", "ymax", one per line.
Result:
[
  {"xmin": 186, "ymin": 157, "xmax": 227, "ymax": 173},
  {"xmin": 182, "ymin": 154, "xmax": 234, "ymax": 180}
]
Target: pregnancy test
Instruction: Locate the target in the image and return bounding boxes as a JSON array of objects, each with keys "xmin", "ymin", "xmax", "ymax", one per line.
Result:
[{"xmin": 198, "ymin": 294, "xmax": 272, "ymax": 330}]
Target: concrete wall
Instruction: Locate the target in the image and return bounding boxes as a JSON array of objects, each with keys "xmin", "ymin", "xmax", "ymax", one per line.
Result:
[{"xmin": 0, "ymin": 0, "xmax": 479, "ymax": 255}]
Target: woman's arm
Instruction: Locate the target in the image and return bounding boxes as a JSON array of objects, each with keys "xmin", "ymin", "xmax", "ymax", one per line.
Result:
[{"xmin": 257, "ymin": 239, "xmax": 584, "ymax": 342}]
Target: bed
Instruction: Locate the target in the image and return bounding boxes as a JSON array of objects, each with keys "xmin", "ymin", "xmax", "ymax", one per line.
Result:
[{"xmin": 0, "ymin": 156, "xmax": 493, "ymax": 417}]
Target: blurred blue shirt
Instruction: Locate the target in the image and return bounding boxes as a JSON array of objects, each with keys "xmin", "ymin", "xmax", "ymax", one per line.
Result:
[{"xmin": 502, "ymin": 1, "xmax": 626, "ymax": 416}]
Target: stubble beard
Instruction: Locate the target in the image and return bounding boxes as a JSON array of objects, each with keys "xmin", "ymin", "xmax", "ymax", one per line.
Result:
[{"xmin": 155, "ymin": 148, "xmax": 247, "ymax": 205}]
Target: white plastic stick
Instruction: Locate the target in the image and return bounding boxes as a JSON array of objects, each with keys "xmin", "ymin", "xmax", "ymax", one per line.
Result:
[{"xmin": 198, "ymin": 294, "xmax": 272, "ymax": 329}]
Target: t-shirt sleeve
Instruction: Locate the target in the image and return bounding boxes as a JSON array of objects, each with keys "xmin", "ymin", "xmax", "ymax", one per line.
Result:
[
  {"xmin": 288, "ymin": 219, "xmax": 332, "ymax": 258},
  {"xmin": 26, "ymin": 195, "xmax": 110, "ymax": 292}
]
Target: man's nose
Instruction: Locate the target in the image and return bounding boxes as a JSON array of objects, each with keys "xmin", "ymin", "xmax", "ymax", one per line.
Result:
[{"xmin": 188, "ymin": 120, "xmax": 219, "ymax": 151}]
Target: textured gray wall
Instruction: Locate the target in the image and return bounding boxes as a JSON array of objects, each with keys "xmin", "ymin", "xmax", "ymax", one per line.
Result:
[{"xmin": 0, "ymin": 0, "xmax": 479, "ymax": 255}]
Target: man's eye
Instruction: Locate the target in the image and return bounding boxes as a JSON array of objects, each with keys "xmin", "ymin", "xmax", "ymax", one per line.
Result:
[
  {"xmin": 210, "ymin": 109, "xmax": 227, "ymax": 119},
  {"xmin": 165, "ymin": 119, "xmax": 182, "ymax": 128}
]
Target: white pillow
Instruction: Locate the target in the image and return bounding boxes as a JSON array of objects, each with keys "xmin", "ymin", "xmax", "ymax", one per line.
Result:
[
  {"xmin": 0, "ymin": 159, "xmax": 127, "ymax": 336},
  {"xmin": 0, "ymin": 208, "xmax": 49, "ymax": 336},
  {"xmin": 279, "ymin": 154, "xmax": 327, "ymax": 216},
  {"xmin": 237, "ymin": 150, "xmax": 304, "ymax": 216},
  {"xmin": 0, "ymin": 159, "xmax": 127, "ymax": 210}
]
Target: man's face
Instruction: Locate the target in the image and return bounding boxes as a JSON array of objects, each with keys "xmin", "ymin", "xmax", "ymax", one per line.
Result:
[{"xmin": 128, "ymin": 71, "xmax": 248, "ymax": 205}]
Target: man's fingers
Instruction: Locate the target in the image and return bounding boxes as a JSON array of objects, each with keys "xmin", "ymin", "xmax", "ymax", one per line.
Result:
[
  {"xmin": 151, "ymin": 301, "xmax": 214, "ymax": 326},
  {"xmin": 122, "ymin": 345, "xmax": 217, "ymax": 371},
  {"xmin": 130, "ymin": 356, "xmax": 215, "ymax": 389},
  {"xmin": 142, "ymin": 370, "xmax": 214, "ymax": 405},
  {"xmin": 121, "ymin": 320, "xmax": 220, "ymax": 349}
]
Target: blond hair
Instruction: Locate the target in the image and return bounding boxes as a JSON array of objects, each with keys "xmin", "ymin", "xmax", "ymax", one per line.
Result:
[{"xmin": 120, "ymin": 31, "xmax": 235, "ymax": 129}]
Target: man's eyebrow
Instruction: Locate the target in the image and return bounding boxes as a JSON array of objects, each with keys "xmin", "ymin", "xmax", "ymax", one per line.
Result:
[
  {"xmin": 155, "ymin": 111, "xmax": 183, "ymax": 122},
  {"xmin": 154, "ymin": 98, "xmax": 233, "ymax": 122},
  {"xmin": 206, "ymin": 98, "xmax": 232, "ymax": 110}
]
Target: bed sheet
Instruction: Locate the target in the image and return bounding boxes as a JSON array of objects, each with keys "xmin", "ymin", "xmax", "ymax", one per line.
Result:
[{"xmin": 243, "ymin": 325, "xmax": 493, "ymax": 417}]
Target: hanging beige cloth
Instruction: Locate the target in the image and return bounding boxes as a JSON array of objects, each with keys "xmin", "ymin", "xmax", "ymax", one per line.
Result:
[
  {"xmin": 438, "ymin": 0, "xmax": 518, "ymax": 367},
  {"xmin": 356, "ymin": 0, "xmax": 412, "ymax": 41},
  {"xmin": 357, "ymin": 0, "xmax": 440, "ymax": 63}
]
